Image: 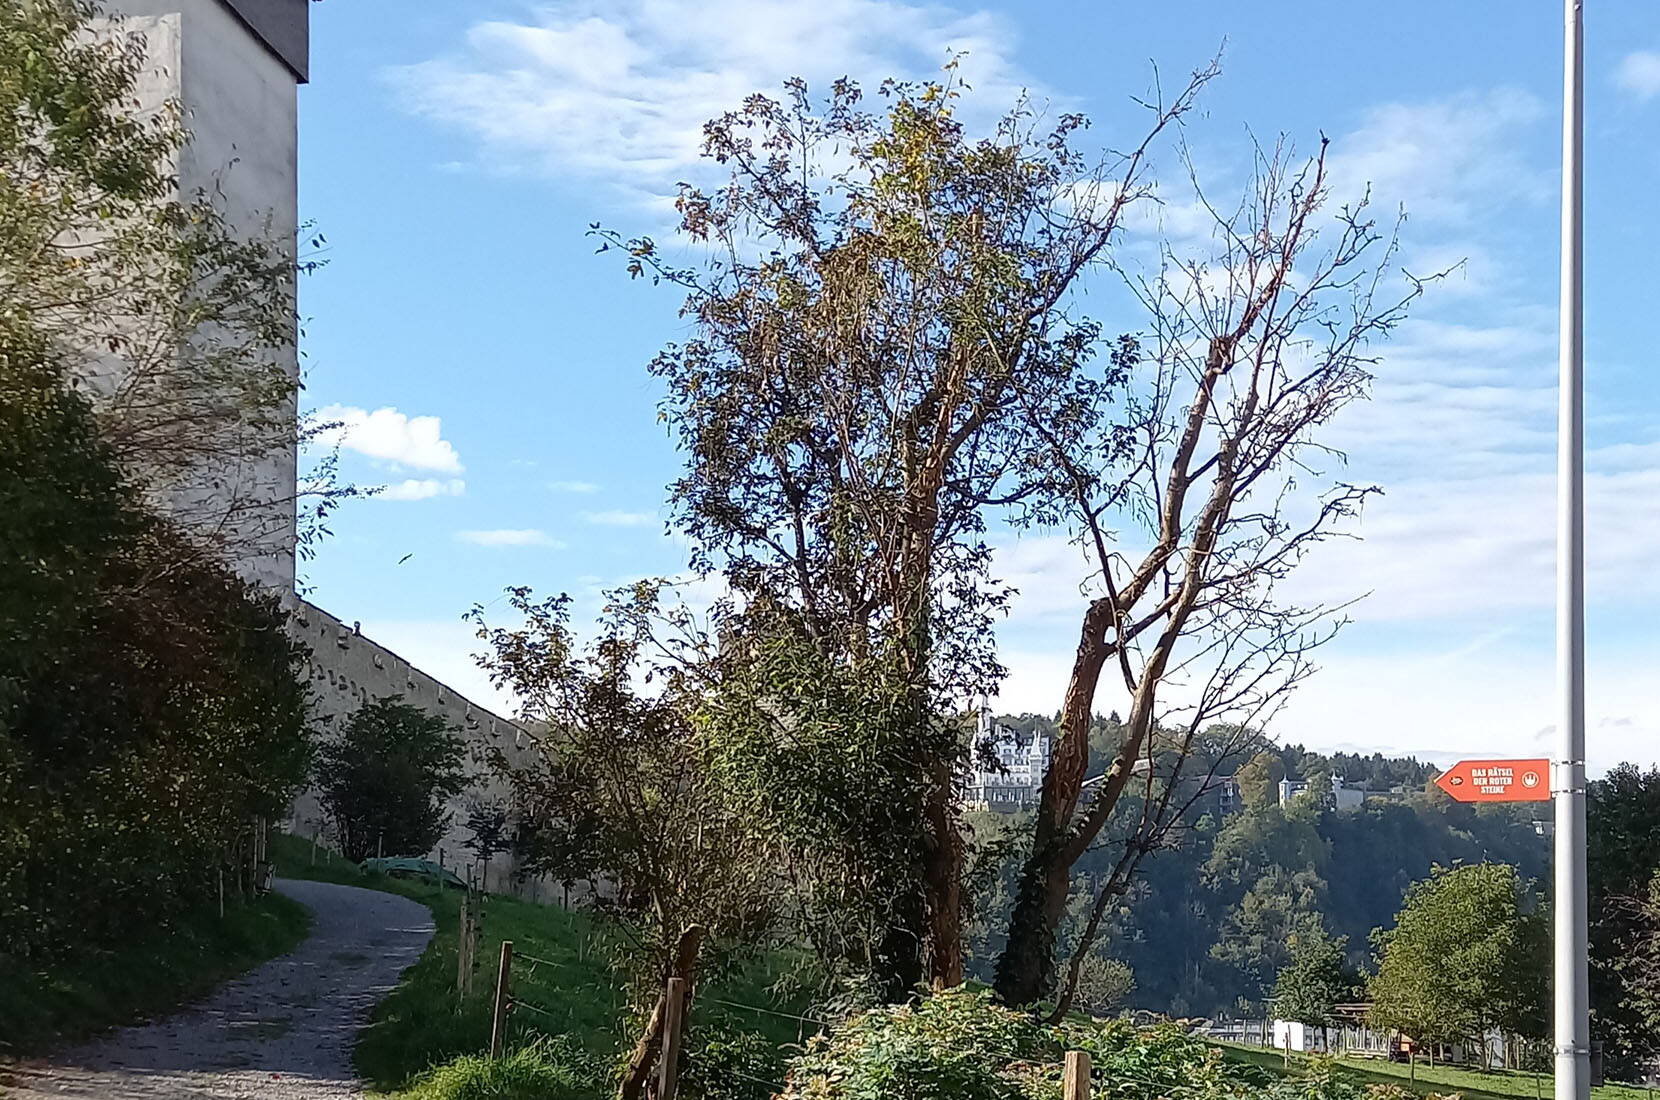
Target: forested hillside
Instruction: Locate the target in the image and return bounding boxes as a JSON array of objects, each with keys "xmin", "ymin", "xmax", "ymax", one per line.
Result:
[{"xmin": 967, "ymin": 715, "xmax": 1550, "ymax": 1018}]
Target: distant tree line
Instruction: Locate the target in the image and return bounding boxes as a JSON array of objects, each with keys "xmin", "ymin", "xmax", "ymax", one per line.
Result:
[{"xmin": 964, "ymin": 717, "xmax": 1551, "ymax": 1023}]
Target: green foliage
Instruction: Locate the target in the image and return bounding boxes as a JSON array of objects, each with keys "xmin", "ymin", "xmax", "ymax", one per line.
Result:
[
  {"xmin": 316, "ymin": 697, "xmax": 469, "ymax": 863},
  {"xmin": 965, "ymin": 718, "xmax": 1551, "ymax": 1020},
  {"xmin": 1586, "ymin": 763, "xmax": 1660, "ymax": 1076},
  {"xmin": 1367, "ymin": 863, "xmax": 1548, "ymax": 1059},
  {"xmin": 471, "ymin": 584, "xmax": 782, "ymax": 996},
  {"xmin": 681, "ymin": 1024, "xmax": 788, "ymax": 1100},
  {"xmin": 405, "ymin": 1039, "xmax": 602, "ymax": 1100},
  {"xmin": 269, "ymin": 833, "xmax": 817, "ymax": 1095},
  {"xmin": 1, "ymin": 0, "xmax": 309, "ymax": 562},
  {"xmin": 1070, "ymin": 955, "xmax": 1135, "ymax": 1018},
  {"xmin": 778, "ymin": 988, "xmax": 1423, "ymax": 1100},
  {"xmin": 1, "ymin": 337, "xmax": 312, "ymax": 962},
  {"xmin": 1272, "ymin": 930, "xmax": 1356, "ymax": 1030}
]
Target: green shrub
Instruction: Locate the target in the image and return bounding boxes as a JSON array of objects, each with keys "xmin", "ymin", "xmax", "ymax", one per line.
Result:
[
  {"xmin": 405, "ymin": 1038, "xmax": 602, "ymax": 1100},
  {"xmin": 682, "ymin": 1023, "xmax": 787, "ymax": 1100},
  {"xmin": 780, "ymin": 988, "xmax": 1385, "ymax": 1100}
]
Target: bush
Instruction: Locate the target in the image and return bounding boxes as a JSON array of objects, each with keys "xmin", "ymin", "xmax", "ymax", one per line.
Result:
[
  {"xmin": 0, "ymin": 340, "xmax": 311, "ymax": 962},
  {"xmin": 682, "ymin": 1024, "xmax": 787, "ymax": 1100},
  {"xmin": 780, "ymin": 988, "xmax": 1397, "ymax": 1100},
  {"xmin": 316, "ymin": 696, "xmax": 468, "ymax": 863},
  {"xmin": 405, "ymin": 1038, "xmax": 602, "ymax": 1100}
]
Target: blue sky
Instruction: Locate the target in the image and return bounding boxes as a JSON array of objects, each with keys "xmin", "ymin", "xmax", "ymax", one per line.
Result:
[{"xmin": 296, "ymin": 0, "xmax": 1660, "ymax": 771}]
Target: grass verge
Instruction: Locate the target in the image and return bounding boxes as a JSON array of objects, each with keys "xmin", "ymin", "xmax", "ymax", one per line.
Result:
[
  {"xmin": 1217, "ymin": 1040, "xmax": 1652, "ymax": 1100},
  {"xmin": 270, "ymin": 833, "xmax": 815, "ymax": 1097},
  {"xmin": 0, "ymin": 889, "xmax": 310, "ymax": 1056}
]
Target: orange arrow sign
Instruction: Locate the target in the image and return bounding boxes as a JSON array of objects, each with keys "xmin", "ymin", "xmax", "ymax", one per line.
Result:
[{"xmin": 1434, "ymin": 758, "xmax": 1551, "ymax": 803}]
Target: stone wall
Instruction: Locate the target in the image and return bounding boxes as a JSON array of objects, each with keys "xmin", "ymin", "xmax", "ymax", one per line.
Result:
[{"xmin": 288, "ymin": 598, "xmax": 546, "ymax": 897}]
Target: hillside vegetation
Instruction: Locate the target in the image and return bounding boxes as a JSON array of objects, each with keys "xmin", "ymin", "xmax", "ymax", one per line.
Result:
[{"xmin": 969, "ymin": 725, "xmax": 1550, "ymax": 1018}]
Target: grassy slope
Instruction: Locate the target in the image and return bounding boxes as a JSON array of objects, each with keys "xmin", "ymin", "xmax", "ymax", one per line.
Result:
[
  {"xmin": 0, "ymin": 889, "xmax": 311, "ymax": 1056},
  {"xmin": 270, "ymin": 833, "xmax": 815, "ymax": 1096},
  {"xmin": 1218, "ymin": 1041, "xmax": 1651, "ymax": 1100}
]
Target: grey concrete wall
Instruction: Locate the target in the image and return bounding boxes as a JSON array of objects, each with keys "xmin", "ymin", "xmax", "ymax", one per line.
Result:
[{"xmin": 103, "ymin": 0, "xmax": 301, "ymax": 591}]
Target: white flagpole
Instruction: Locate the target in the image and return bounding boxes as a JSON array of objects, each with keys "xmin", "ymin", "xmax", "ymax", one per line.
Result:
[{"xmin": 1555, "ymin": 2, "xmax": 1589, "ymax": 1100}]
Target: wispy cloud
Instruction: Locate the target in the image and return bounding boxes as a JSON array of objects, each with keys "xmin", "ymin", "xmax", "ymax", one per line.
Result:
[
  {"xmin": 1615, "ymin": 50, "xmax": 1660, "ymax": 101},
  {"xmin": 456, "ymin": 528, "xmax": 566, "ymax": 548},
  {"xmin": 380, "ymin": 478, "xmax": 466, "ymax": 501},
  {"xmin": 582, "ymin": 509, "xmax": 657, "ymax": 528},
  {"xmin": 385, "ymin": 0, "xmax": 1032, "ymax": 199},
  {"xmin": 1326, "ymin": 88, "xmax": 1547, "ymax": 223},
  {"xmin": 313, "ymin": 404, "xmax": 464, "ymax": 473},
  {"xmin": 551, "ymin": 480, "xmax": 600, "ymax": 494}
]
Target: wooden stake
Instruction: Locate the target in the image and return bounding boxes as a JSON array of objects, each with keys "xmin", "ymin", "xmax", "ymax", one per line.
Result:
[
  {"xmin": 489, "ymin": 940, "xmax": 513, "ymax": 1058},
  {"xmin": 1063, "ymin": 1051, "xmax": 1091, "ymax": 1100},
  {"xmin": 659, "ymin": 977, "xmax": 688, "ymax": 1100},
  {"xmin": 456, "ymin": 898, "xmax": 470, "ymax": 1004}
]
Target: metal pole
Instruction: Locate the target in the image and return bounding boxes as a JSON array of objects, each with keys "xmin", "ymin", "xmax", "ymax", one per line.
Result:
[{"xmin": 1555, "ymin": 3, "xmax": 1589, "ymax": 1100}]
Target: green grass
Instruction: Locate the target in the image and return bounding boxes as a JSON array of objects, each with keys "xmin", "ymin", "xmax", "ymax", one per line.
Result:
[
  {"xmin": 0, "ymin": 888, "xmax": 311, "ymax": 1055},
  {"xmin": 270, "ymin": 833, "xmax": 819, "ymax": 1096},
  {"xmin": 1217, "ymin": 1040, "xmax": 1654, "ymax": 1100}
]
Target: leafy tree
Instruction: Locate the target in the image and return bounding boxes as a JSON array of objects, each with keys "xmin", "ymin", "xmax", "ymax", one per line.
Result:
[
  {"xmin": 316, "ymin": 697, "xmax": 468, "ymax": 863},
  {"xmin": 1072, "ymin": 954, "xmax": 1136, "ymax": 1018},
  {"xmin": 461, "ymin": 796, "xmax": 510, "ymax": 885},
  {"xmin": 600, "ymin": 64, "xmax": 1230, "ymax": 995},
  {"xmin": 1, "ymin": 0, "xmax": 351, "ymax": 573},
  {"xmin": 1614, "ymin": 872, "xmax": 1660, "ymax": 1050},
  {"xmin": 1587, "ymin": 763, "xmax": 1660, "ymax": 1076},
  {"xmin": 1211, "ymin": 868, "xmax": 1327, "ymax": 1001},
  {"xmin": 1, "ymin": 337, "xmax": 311, "ymax": 960},
  {"xmin": 1272, "ymin": 929, "xmax": 1356, "ymax": 1044},
  {"xmin": 1236, "ymin": 752, "xmax": 1288, "ymax": 811},
  {"xmin": 471, "ymin": 584, "xmax": 784, "ymax": 1100},
  {"xmin": 1368, "ymin": 863, "xmax": 1547, "ymax": 1068}
]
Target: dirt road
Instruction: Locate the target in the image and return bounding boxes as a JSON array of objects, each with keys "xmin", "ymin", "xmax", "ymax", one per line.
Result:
[{"xmin": 3, "ymin": 878, "xmax": 433, "ymax": 1099}]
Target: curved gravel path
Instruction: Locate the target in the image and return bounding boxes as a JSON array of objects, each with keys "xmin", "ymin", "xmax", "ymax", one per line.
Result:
[{"xmin": 2, "ymin": 878, "xmax": 434, "ymax": 1099}]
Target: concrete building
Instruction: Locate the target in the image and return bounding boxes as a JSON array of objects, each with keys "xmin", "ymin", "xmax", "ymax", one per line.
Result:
[
  {"xmin": 1277, "ymin": 775, "xmax": 1366, "ymax": 812},
  {"xmin": 966, "ymin": 710, "xmax": 1052, "ymax": 811},
  {"xmin": 97, "ymin": 0, "xmax": 539, "ymax": 890},
  {"xmin": 98, "ymin": 0, "xmax": 305, "ymax": 591}
]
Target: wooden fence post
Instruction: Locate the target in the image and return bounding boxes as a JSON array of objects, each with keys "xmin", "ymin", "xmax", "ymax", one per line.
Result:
[
  {"xmin": 659, "ymin": 976, "xmax": 688, "ymax": 1100},
  {"xmin": 456, "ymin": 897, "xmax": 471, "ymax": 1005},
  {"xmin": 490, "ymin": 940, "xmax": 513, "ymax": 1058},
  {"xmin": 1063, "ymin": 1051, "xmax": 1091, "ymax": 1100}
]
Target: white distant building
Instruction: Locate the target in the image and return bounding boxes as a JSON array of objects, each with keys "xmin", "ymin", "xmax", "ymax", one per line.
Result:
[
  {"xmin": 1278, "ymin": 775, "xmax": 1365, "ymax": 811},
  {"xmin": 965, "ymin": 709, "xmax": 1051, "ymax": 811}
]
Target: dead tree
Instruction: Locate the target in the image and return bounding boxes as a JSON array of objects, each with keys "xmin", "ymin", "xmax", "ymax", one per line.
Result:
[{"xmin": 995, "ymin": 141, "xmax": 1424, "ymax": 1006}]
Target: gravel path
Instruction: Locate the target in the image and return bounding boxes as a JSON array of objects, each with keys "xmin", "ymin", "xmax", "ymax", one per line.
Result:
[{"xmin": 2, "ymin": 879, "xmax": 434, "ymax": 1099}]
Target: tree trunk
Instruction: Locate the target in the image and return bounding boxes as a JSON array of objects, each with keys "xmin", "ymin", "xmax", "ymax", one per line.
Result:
[
  {"xmin": 922, "ymin": 758, "xmax": 964, "ymax": 988},
  {"xmin": 994, "ymin": 600, "xmax": 1115, "ymax": 1005},
  {"xmin": 619, "ymin": 926, "xmax": 705, "ymax": 1100}
]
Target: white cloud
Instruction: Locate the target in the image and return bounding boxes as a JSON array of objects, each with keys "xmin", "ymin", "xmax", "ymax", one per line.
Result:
[
  {"xmin": 1615, "ymin": 50, "xmax": 1660, "ymax": 101},
  {"xmin": 1326, "ymin": 89, "xmax": 1547, "ymax": 223},
  {"xmin": 385, "ymin": 0, "xmax": 1031, "ymax": 197},
  {"xmin": 456, "ymin": 528, "xmax": 566, "ymax": 548},
  {"xmin": 582, "ymin": 509, "xmax": 657, "ymax": 527},
  {"xmin": 379, "ymin": 478, "xmax": 467, "ymax": 501},
  {"xmin": 314, "ymin": 404, "xmax": 464, "ymax": 473},
  {"xmin": 550, "ymin": 480, "xmax": 600, "ymax": 494}
]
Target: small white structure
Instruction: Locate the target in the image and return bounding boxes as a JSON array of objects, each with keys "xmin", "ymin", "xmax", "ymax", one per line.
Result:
[{"xmin": 1278, "ymin": 775, "xmax": 1366, "ymax": 811}]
